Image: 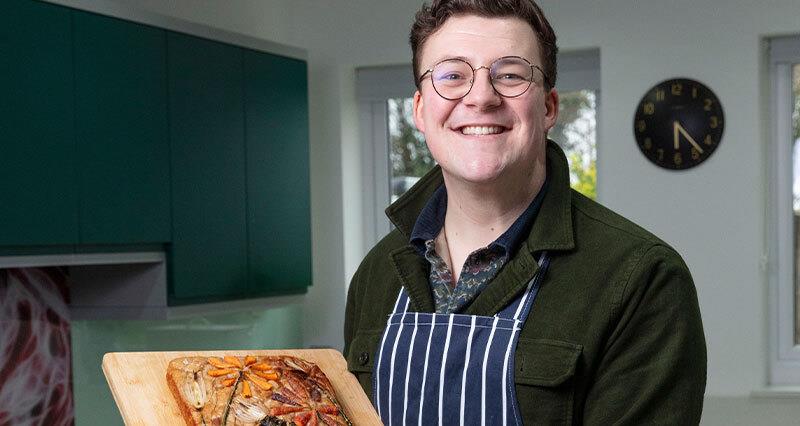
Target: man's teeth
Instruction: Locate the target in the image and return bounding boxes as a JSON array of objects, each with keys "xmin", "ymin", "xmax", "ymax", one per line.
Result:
[{"xmin": 460, "ymin": 126, "xmax": 504, "ymax": 135}]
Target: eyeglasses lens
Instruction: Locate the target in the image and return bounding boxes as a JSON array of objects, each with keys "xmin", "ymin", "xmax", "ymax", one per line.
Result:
[{"xmin": 431, "ymin": 58, "xmax": 534, "ymax": 100}]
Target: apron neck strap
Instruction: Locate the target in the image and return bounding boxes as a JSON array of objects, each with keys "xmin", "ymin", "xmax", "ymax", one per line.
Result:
[{"xmin": 495, "ymin": 251, "xmax": 550, "ymax": 322}]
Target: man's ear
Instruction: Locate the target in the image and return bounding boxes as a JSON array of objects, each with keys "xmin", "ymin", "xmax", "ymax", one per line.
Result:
[
  {"xmin": 543, "ymin": 88, "xmax": 559, "ymax": 131},
  {"xmin": 412, "ymin": 90, "xmax": 426, "ymax": 134}
]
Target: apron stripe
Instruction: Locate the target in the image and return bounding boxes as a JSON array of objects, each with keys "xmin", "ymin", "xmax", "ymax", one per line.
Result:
[
  {"xmin": 459, "ymin": 315, "xmax": 477, "ymax": 426},
  {"xmin": 480, "ymin": 316, "xmax": 500, "ymax": 426},
  {"xmin": 401, "ymin": 312, "xmax": 418, "ymax": 426},
  {"xmin": 375, "ymin": 291, "xmax": 407, "ymax": 418},
  {"xmin": 418, "ymin": 314, "xmax": 436, "ymax": 425},
  {"xmin": 387, "ymin": 297, "xmax": 410, "ymax": 425},
  {"xmin": 512, "ymin": 279, "xmax": 535, "ymax": 320},
  {"xmin": 501, "ymin": 323, "xmax": 521, "ymax": 426},
  {"xmin": 437, "ymin": 315, "xmax": 455, "ymax": 426}
]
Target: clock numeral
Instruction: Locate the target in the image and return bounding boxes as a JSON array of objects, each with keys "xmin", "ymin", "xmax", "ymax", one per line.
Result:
[
  {"xmin": 691, "ymin": 147, "xmax": 701, "ymax": 160},
  {"xmin": 644, "ymin": 137, "xmax": 653, "ymax": 150},
  {"xmin": 704, "ymin": 134, "xmax": 713, "ymax": 145},
  {"xmin": 636, "ymin": 120, "xmax": 646, "ymax": 133},
  {"xmin": 671, "ymin": 83, "xmax": 683, "ymax": 96},
  {"xmin": 643, "ymin": 102, "xmax": 655, "ymax": 115},
  {"xmin": 674, "ymin": 152, "xmax": 683, "ymax": 166},
  {"xmin": 657, "ymin": 148, "xmax": 664, "ymax": 161},
  {"xmin": 710, "ymin": 116, "xmax": 719, "ymax": 128},
  {"xmin": 692, "ymin": 87, "xmax": 698, "ymax": 98},
  {"xmin": 704, "ymin": 98, "xmax": 713, "ymax": 111},
  {"xmin": 655, "ymin": 89, "xmax": 666, "ymax": 101}
]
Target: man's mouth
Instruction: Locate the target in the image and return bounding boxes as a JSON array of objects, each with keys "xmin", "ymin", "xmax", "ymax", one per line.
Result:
[{"xmin": 458, "ymin": 125, "xmax": 507, "ymax": 135}]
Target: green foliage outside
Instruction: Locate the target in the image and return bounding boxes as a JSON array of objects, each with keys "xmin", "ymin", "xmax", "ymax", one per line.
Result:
[
  {"xmin": 550, "ymin": 90, "xmax": 598, "ymax": 199},
  {"xmin": 569, "ymin": 151, "xmax": 596, "ymax": 199},
  {"xmin": 389, "ymin": 98, "xmax": 434, "ymax": 178},
  {"xmin": 794, "ymin": 64, "xmax": 800, "ymax": 142}
]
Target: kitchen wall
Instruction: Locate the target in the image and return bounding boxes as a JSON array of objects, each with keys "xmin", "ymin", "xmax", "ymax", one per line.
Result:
[{"xmin": 45, "ymin": 0, "xmax": 800, "ymax": 424}]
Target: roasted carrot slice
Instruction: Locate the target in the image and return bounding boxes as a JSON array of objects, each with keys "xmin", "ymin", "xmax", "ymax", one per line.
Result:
[
  {"xmin": 242, "ymin": 380, "xmax": 252, "ymax": 398},
  {"xmin": 221, "ymin": 377, "xmax": 237, "ymax": 387},
  {"xmin": 224, "ymin": 355, "xmax": 243, "ymax": 369},
  {"xmin": 208, "ymin": 368, "xmax": 235, "ymax": 377},
  {"xmin": 246, "ymin": 372, "xmax": 273, "ymax": 390},
  {"xmin": 250, "ymin": 362, "xmax": 273, "ymax": 371},
  {"xmin": 244, "ymin": 355, "xmax": 257, "ymax": 366},
  {"xmin": 208, "ymin": 357, "xmax": 235, "ymax": 369},
  {"xmin": 252, "ymin": 370, "xmax": 279, "ymax": 381}
]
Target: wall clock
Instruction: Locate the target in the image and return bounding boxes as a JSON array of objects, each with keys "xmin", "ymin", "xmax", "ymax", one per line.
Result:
[{"xmin": 633, "ymin": 78, "xmax": 724, "ymax": 170}]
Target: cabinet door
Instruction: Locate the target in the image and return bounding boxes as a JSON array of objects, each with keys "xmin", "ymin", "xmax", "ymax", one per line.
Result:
[
  {"xmin": 244, "ymin": 51, "xmax": 311, "ymax": 294},
  {"xmin": 74, "ymin": 11, "xmax": 171, "ymax": 244},
  {"xmin": 168, "ymin": 33, "xmax": 247, "ymax": 302},
  {"xmin": 0, "ymin": 0, "xmax": 76, "ymax": 245}
]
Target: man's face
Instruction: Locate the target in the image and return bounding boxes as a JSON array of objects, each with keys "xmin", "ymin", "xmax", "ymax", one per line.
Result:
[{"xmin": 413, "ymin": 15, "xmax": 558, "ymax": 187}]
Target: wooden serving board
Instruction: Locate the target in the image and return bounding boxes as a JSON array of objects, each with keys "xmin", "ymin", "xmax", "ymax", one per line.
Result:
[{"xmin": 102, "ymin": 349, "xmax": 381, "ymax": 425}]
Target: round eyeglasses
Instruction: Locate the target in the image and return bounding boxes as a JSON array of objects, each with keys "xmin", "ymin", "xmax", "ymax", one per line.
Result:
[{"xmin": 418, "ymin": 56, "xmax": 547, "ymax": 100}]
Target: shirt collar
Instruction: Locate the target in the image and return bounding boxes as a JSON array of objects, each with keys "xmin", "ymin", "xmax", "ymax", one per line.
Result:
[{"xmin": 409, "ymin": 177, "xmax": 549, "ymax": 256}]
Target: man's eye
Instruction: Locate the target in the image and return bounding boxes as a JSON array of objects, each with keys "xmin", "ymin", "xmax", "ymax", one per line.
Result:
[
  {"xmin": 496, "ymin": 73, "xmax": 525, "ymax": 81},
  {"xmin": 436, "ymin": 72, "xmax": 466, "ymax": 81}
]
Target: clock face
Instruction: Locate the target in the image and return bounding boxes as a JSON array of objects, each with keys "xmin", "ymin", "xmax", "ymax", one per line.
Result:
[{"xmin": 634, "ymin": 78, "xmax": 724, "ymax": 170}]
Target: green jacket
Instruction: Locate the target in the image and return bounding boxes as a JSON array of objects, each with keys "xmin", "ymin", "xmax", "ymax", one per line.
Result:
[{"xmin": 344, "ymin": 141, "xmax": 706, "ymax": 425}]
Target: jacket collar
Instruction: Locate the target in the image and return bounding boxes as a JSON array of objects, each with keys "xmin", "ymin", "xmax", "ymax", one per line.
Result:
[{"xmin": 386, "ymin": 140, "xmax": 576, "ymax": 313}]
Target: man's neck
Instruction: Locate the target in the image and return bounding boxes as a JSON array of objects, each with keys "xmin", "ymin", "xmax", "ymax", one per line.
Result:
[{"xmin": 437, "ymin": 164, "xmax": 545, "ymax": 280}]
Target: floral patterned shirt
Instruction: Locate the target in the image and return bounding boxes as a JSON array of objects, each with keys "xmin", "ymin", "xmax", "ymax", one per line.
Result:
[{"xmin": 410, "ymin": 181, "xmax": 549, "ymax": 314}]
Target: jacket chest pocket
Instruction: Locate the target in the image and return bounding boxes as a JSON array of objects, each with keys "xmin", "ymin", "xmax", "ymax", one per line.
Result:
[
  {"xmin": 514, "ymin": 338, "xmax": 583, "ymax": 425},
  {"xmin": 345, "ymin": 330, "xmax": 383, "ymax": 401}
]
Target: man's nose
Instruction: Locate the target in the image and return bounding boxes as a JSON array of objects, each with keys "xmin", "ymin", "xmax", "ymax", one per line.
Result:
[{"xmin": 463, "ymin": 67, "xmax": 502, "ymax": 108}]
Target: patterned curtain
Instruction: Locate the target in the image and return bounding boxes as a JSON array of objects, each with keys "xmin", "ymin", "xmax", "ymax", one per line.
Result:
[{"xmin": 0, "ymin": 267, "xmax": 74, "ymax": 425}]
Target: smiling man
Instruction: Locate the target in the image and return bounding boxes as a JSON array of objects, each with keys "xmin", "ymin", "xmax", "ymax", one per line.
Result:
[{"xmin": 344, "ymin": 1, "xmax": 707, "ymax": 424}]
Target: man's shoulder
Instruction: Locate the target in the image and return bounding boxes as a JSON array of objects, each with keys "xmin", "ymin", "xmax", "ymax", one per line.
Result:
[{"xmin": 570, "ymin": 189, "xmax": 669, "ymax": 247}]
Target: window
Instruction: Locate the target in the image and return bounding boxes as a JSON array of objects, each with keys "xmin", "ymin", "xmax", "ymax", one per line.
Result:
[
  {"xmin": 768, "ymin": 35, "xmax": 800, "ymax": 385},
  {"xmin": 358, "ymin": 50, "xmax": 600, "ymax": 248},
  {"xmin": 549, "ymin": 89, "xmax": 598, "ymax": 199},
  {"xmin": 388, "ymin": 97, "xmax": 431, "ymax": 203}
]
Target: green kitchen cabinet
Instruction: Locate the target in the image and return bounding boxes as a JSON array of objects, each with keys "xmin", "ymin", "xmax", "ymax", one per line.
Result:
[
  {"xmin": 244, "ymin": 51, "xmax": 311, "ymax": 295},
  {"xmin": 74, "ymin": 11, "xmax": 171, "ymax": 244},
  {"xmin": 0, "ymin": 0, "xmax": 77, "ymax": 245},
  {"xmin": 167, "ymin": 33, "xmax": 248, "ymax": 303}
]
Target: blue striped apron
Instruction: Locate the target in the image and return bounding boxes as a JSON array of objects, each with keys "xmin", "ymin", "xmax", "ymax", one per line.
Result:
[{"xmin": 373, "ymin": 252, "xmax": 551, "ymax": 425}]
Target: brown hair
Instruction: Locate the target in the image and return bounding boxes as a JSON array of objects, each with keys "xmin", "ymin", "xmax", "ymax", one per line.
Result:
[{"xmin": 410, "ymin": 0, "xmax": 558, "ymax": 90}]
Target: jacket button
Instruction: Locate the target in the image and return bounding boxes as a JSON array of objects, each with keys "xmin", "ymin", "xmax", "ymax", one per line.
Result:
[{"xmin": 358, "ymin": 352, "xmax": 369, "ymax": 366}]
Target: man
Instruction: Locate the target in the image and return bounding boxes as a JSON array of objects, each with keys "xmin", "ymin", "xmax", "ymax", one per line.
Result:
[{"xmin": 344, "ymin": 0, "xmax": 707, "ymax": 424}]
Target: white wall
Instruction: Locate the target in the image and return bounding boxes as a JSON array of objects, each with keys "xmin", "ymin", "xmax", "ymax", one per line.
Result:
[
  {"xmin": 56, "ymin": 0, "xmax": 800, "ymax": 422},
  {"xmin": 539, "ymin": 0, "xmax": 800, "ymax": 397}
]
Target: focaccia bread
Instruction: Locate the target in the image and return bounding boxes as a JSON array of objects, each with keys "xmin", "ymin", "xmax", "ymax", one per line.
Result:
[{"xmin": 166, "ymin": 355, "xmax": 352, "ymax": 426}]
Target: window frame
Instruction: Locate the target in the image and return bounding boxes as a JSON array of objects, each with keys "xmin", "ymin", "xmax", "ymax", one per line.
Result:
[
  {"xmin": 768, "ymin": 35, "xmax": 800, "ymax": 385},
  {"xmin": 356, "ymin": 49, "xmax": 601, "ymax": 250}
]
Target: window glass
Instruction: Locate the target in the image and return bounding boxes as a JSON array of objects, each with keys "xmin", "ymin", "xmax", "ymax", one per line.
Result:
[
  {"xmin": 388, "ymin": 98, "xmax": 433, "ymax": 203},
  {"xmin": 549, "ymin": 90, "xmax": 598, "ymax": 199}
]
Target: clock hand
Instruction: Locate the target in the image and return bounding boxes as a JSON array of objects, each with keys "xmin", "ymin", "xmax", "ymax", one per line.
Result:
[
  {"xmin": 675, "ymin": 121, "xmax": 705, "ymax": 153},
  {"xmin": 673, "ymin": 121, "xmax": 679, "ymax": 150}
]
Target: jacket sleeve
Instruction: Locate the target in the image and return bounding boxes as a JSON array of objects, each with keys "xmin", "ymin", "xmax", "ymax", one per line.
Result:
[
  {"xmin": 343, "ymin": 267, "xmax": 363, "ymax": 361},
  {"xmin": 583, "ymin": 245, "xmax": 707, "ymax": 425}
]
